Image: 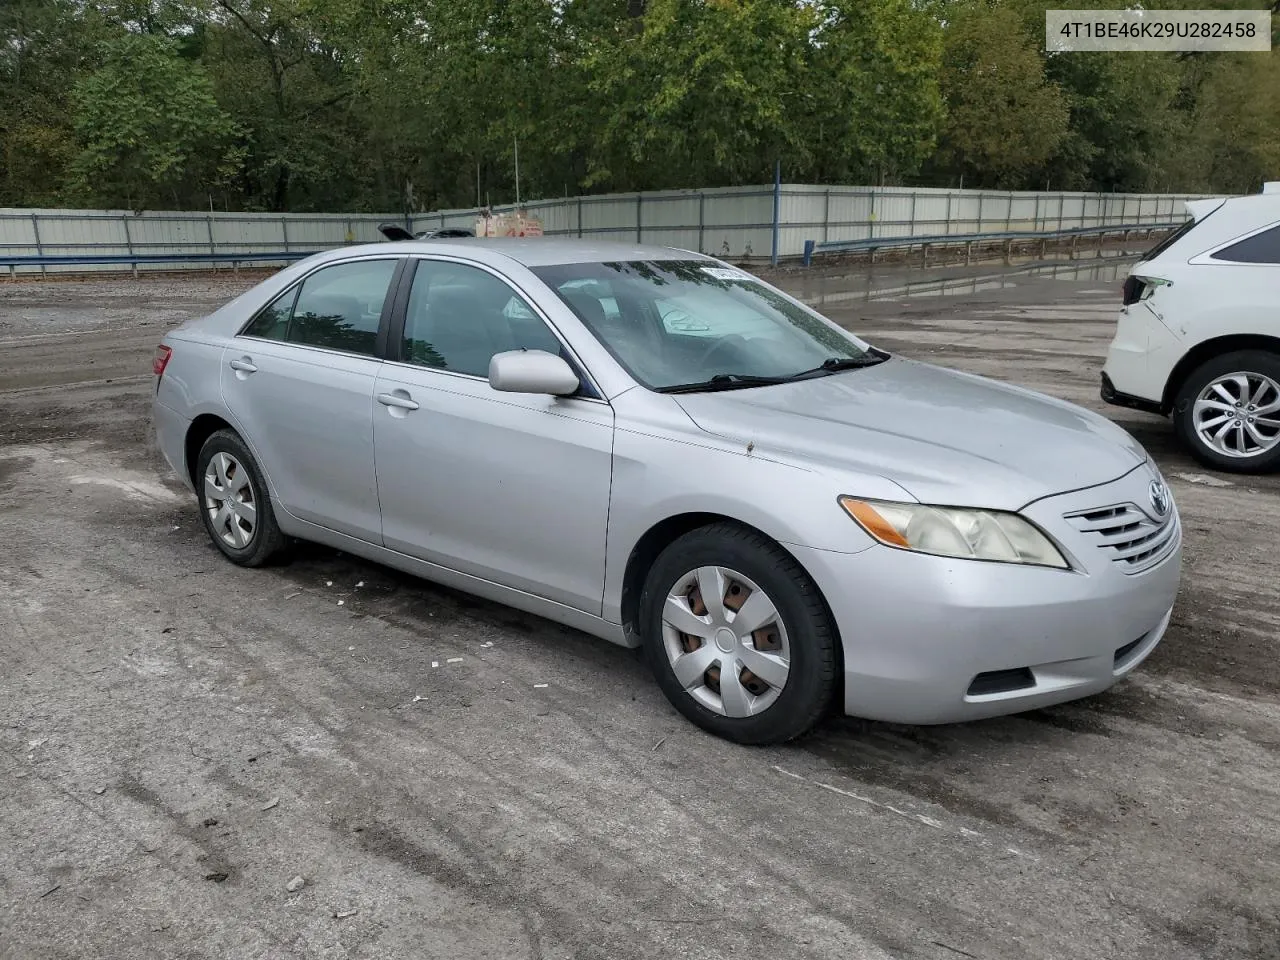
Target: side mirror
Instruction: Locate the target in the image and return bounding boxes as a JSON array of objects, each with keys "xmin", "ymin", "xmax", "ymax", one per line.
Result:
[{"xmin": 488, "ymin": 350, "xmax": 580, "ymax": 396}]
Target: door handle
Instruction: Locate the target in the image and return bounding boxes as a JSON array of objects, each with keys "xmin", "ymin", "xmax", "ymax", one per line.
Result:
[
  {"xmin": 377, "ymin": 392, "xmax": 420, "ymax": 411},
  {"xmin": 229, "ymin": 357, "xmax": 258, "ymax": 373}
]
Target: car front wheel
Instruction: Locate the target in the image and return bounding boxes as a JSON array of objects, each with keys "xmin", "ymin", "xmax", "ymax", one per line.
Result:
[
  {"xmin": 639, "ymin": 523, "xmax": 838, "ymax": 745},
  {"xmin": 195, "ymin": 429, "xmax": 286, "ymax": 566},
  {"xmin": 1174, "ymin": 350, "xmax": 1280, "ymax": 473}
]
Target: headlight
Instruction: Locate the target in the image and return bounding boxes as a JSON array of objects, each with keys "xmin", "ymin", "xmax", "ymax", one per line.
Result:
[{"xmin": 838, "ymin": 497, "xmax": 1069, "ymax": 568}]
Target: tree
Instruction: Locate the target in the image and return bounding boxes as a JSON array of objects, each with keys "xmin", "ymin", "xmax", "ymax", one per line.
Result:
[
  {"xmin": 581, "ymin": 0, "xmax": 815, "ymax": 190},
  {"xmin": 0, "ymin": 0, "xmax": 86, "ymax": 206},
  {"xmin": 1, "ymin": 0, "xmax": 1275, "ymax": 211},
  {"xmin": 802, "ymin": 0, "xmax": 945, "ymax": 185},
  {"xmin": 1174, "ymin": 51, "xmax": 1280, "ymax": 193},
  {"xmin": 67, "ymin": 31, "xmax": 241, "ymax": 209},
  {"xmin": 198, "ymin": 0, "xmax": 359, "ymax": 211},
  {"xmin": 933, "ymin": 3, "xmax": 1070, "ymax": 187}
]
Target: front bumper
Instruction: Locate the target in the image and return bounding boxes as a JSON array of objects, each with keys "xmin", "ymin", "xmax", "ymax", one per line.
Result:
[{"xmin": 792, "ymin": 467, "xmax": 1182, "ymax": 724}]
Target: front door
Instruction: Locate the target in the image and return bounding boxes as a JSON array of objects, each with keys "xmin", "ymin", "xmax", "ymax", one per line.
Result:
[
  {"xmin": 372, "ymin": 258, "xmax": 614, "ymax": 615},
  {"xmin": 221, "ymin": 256, "xmax": 401, "ymax": 543}
]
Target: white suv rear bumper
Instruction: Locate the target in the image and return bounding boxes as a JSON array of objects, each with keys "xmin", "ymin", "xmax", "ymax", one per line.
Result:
[{"xmin": 1102, "ymin": 304, "xmax": 1185, "ymax": 409}]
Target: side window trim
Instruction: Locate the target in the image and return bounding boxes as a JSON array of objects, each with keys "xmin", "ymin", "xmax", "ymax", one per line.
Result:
[
  {"xmin": 390, "ymin": 254, "xmax": 604, "ymax": 401},
  {"xmin": 384, "ymin": 257, "xmax": 419, "ymax": 364},
  {"xmin": 234, "ymin": 255, "xmax": 406, "ymax": 358},
  {"xmin": 374, "ymin": 258, "xmax": 410, "ymax": 359}
]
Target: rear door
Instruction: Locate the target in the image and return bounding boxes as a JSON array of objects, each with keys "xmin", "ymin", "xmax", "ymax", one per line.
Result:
[{"xmin": 222, "ymin": 256, "xmax": 403, "ymax": 543}]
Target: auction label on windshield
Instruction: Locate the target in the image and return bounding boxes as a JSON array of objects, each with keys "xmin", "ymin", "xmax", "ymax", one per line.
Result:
[
  {"xmin": 1046, "ymin": 10, "xmax": 1271, "ymax": 51},
  {"xmin": 701, "ymin": 267, "xmax": 757, "ymax": 282}
]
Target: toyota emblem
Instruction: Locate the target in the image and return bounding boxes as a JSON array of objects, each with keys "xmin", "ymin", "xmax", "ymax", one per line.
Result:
[{"xmin": 1149, "ymin": 480, "xmax": 1170, "ymax": 517}]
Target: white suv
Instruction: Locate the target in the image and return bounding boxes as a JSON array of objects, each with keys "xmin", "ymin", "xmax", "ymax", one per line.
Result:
[{"xmin": 1102, "ymin": 185, "xmax": 1280, "ymax": 472}]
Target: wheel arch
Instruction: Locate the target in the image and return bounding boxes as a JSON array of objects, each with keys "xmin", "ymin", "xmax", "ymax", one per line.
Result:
[
  {"xmin": 184, "ymin": 413, "xmax": 236, "ymax": 489},
  {"xmin": 1163, "ymin": 334, "xmax": 1280, "ymax": 412},
  {"xmin": 618, "ymin": 512, "xmax": 844, "ymax": 672}
]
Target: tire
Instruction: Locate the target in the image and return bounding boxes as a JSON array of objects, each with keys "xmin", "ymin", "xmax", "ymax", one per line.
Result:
[
  {"xmin": 638, "ymin": 523, "xmax": 838, "ymax": 745},
  {"xmin": 194, "ymin": 429, "xmax": 286, "ymax": 567},
  {"xmin": 1173, "ymin": 350, "xmax": 1280, "ymax": 474}
]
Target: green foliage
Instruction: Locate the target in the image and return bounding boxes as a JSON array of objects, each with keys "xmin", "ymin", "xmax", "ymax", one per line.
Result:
[
  {"xmin": 0, "ymin": 0, "xmax": 1274, "ymax": 211},
  {"xmin": 803, "ymin": 1, "xmax": 944, "ymax": 184},
  {"xmin": 582, "ymin": 0, "xmax": 814, "ymax": 189},
  {"xmin": 1174, "ymin": 52, "xmax": 1280, "ymax": 194},
  {"xmin": 67, "ymin": 31, "xmax": 241, "ymax": 209},
  {"xmin": 934, "ymin": 4, "xmax": 1069, "ymax": 187},
  {"xmin": 0, "ymin": 0, "xmax": 84, "ymax": 206}
]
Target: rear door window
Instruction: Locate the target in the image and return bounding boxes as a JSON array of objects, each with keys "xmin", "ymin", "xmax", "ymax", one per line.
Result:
[
  {"xmin": 239, "ymin": 259, "xmax": 399, "ymax": 356},
  {"xmin": 1211, "ymin": 224, "xmax": 1280, "ymax": 264},
  {"xmin": 288, "ymin": 259, "xmax": 399, "ymax": 355}
]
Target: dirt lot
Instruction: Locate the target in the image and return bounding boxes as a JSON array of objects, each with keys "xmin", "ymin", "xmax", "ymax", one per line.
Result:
[{"xmin": 2, "ymin": 263, "xmax": 1277, "ymax": 960}]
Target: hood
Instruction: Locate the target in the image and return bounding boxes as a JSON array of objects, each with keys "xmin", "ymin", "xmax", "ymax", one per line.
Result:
[{"xmin": 673, "ymin": 358, "xmax": 1147, "ymax": 510}]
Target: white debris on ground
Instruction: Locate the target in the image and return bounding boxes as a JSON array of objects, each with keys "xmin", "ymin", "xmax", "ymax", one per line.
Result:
[{"xmin": 1172, "ymin": 473, "xmax": 1233, "ymax": 487}]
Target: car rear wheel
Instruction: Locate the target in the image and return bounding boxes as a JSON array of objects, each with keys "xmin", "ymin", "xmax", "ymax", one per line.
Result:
[
  {"xmin": 638, "ymin": 523, "xmax": 838, "ymax": 745},
  {"xmin": 1174, "ymin": 350, "xmax": 1280, "ymax": 473},
  {"xmin": 195, "ymin": 429, "xmax": 286, "ymax": 566}
]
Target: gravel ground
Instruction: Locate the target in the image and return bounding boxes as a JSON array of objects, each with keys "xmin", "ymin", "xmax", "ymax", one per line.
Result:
[{"xmin": 1, "ymin": 263, "xmax": 1277, "ymax": 960}]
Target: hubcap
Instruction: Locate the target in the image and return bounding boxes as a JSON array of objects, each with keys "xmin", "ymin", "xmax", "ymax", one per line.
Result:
[
  {"xmin": 661, "ymin": 566, "xmax": 790, "ymax": 718},
  {"xmin": 203, "ymin": 452, "xmax": 257, "ymax": 549},
  {"xmin": 1193, "ymin": 372, "xmax": 1280, "ymax": 459}
]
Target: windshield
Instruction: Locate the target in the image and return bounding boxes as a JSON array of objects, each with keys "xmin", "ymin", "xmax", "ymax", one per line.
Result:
[{"xmin": 530, "ymin": 260, "xmax": 879, "ymax": 391}]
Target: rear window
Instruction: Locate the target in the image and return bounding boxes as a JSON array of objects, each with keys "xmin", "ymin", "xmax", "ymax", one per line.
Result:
[{"xmin": 1211, "ymin": 224, "xmax": 1280, "ymax": 264}]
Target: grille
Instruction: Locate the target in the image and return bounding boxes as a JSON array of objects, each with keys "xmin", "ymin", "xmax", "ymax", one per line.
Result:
[{"xmin": 1065, "ymin": 502, "xmax": 1179, "ymax": 574}]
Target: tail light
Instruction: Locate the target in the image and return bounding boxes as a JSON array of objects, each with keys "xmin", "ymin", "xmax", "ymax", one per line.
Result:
[
  {"xmin": 153, "ymin": 344, "xmax": 172, "ymax": 377},
  {"xmin": 1122, "ymin": 275, "xmax": 1171, "ymax": 307}
]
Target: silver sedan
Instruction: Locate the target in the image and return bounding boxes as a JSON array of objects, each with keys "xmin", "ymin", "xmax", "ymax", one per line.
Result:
[{"xmin": 152, "ymin": 239, "xmax": 1182, "ymax": 744}]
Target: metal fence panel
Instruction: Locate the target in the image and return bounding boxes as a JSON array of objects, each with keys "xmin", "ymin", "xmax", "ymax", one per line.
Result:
[{"xmin": 0, "ymin": 184, "xmax": 1216, "ymax": 274}]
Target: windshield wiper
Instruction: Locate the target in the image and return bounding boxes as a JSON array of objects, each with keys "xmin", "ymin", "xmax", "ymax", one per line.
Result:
[
  {"xmin": 786, "ymin": 353, "xmax": 890, "ymax": 380},
  {"xmin": 656, "ymin": 352, "xmax": 890, "ymax": 394},
  {"xmin": 656, "ymin": 373, "xmax": 791, "ymax": 394}
]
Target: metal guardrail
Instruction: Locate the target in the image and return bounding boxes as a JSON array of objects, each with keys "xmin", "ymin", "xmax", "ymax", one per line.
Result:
[
  {"xmin": 0, "ymin": 219, "xmax": 1181, "ymax": 277},
  {"xmin": 1, "ymin": 250, "xmax": 324, "ymax": 278},
  {"xmin": 801, "ymin": 222, "xmax": 1181, "ymax": 267}
]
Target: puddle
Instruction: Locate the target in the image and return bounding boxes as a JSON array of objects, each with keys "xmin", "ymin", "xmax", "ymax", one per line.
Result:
[{"xmin": 796, "ymin": 256, "xmax": 1139, "ymax": 307}]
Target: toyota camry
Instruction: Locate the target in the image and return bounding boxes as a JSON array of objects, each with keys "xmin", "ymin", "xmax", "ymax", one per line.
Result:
[{"xmin": 152, "ymin": 239, "xmax": 1182, "ymax": 744}]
